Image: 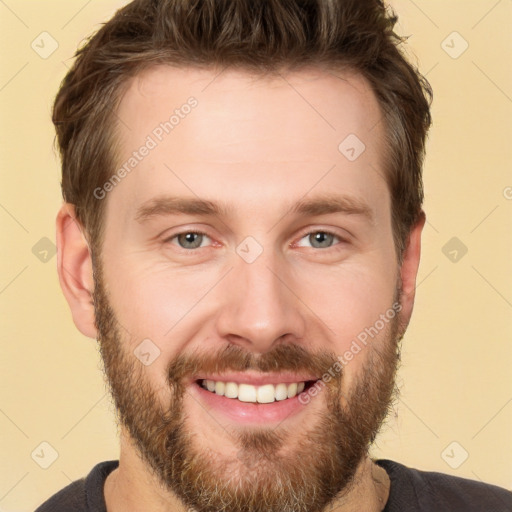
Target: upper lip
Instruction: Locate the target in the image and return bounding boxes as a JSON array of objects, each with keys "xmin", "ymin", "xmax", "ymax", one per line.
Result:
[{"xmin": 193, "ymin": 372, "xmax": 319, "ymax": 386}]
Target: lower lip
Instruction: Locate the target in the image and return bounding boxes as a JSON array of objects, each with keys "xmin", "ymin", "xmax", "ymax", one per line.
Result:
[{"xmin": 191, "ymin": 382, "xmax": 314, "ymax": 425}]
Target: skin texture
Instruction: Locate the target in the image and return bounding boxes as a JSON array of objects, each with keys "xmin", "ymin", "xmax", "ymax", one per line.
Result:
[{"xmin": 56, "ymin": 65, "xmax": 425, "ymax": 512}]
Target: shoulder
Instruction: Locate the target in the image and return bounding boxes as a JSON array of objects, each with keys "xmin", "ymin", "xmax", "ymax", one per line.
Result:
[
  {"xmin": 34, "ymin": 460, "xmax": 119, "ymax": 512},
  {"xmin": 375, "ymin": 458, "xmax": 512, "ymax": 512},
  {"xmin": 35, "ymin": 478, "xmax": 86, "ymax": 512}
]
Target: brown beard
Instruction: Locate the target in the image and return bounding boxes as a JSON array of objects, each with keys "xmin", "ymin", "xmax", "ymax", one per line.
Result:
[{"xmin": 94, "ymin": 261, "xmax": 402, "ymax": 512}]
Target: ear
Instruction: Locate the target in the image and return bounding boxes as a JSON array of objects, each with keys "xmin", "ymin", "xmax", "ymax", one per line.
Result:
[
  {"xmin": 398, "ymin": 210, "xmax": 426, "ymax": 334},
  {"xmin": 56, "ymin": 203, "xmax": 97, "ymax": 339}
]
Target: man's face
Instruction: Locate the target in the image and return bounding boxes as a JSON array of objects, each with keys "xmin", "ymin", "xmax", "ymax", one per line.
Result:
[{"xmin": 95, "ymin": 66, "xmax": 404, "ymax": 512}]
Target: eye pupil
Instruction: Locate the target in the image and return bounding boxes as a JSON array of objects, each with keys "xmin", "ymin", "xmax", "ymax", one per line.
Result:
[
  {"xmin": 310, "ymin": 231, "xmax": 333, "ymax": 249},
  {"xmin": 178, "ymin": 232, "xmax": 203, "ymax": 249}
]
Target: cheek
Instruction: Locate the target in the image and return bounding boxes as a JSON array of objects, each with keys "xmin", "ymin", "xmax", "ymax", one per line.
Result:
[
  {"xmin": 298, "ymin": 258, "xmax": 398, "ymax": 350},
  {"xmin": 106, "ymin": 254, "xmax": 397, "ymax": 335},
  {"xmin": 102, "ymin": 253, "xmax": 223, "ymax": 351},
  {"xmin": 304, "ymin": 265, "xmax": 399, "ymax": 396}
]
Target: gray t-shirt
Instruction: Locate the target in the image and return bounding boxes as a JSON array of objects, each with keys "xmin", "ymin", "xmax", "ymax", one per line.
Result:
[{"xmin": 35, "ymin": 459, "xmax": 512, "ymax": 511}]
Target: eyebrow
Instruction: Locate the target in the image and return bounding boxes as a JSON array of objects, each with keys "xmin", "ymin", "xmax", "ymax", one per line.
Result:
[
  {"xmin": 290, "ymin": 194, "xmax": 373, "ymax": 222},
  {"xmin": 135, "ymin": 194, "xmax": 374, "ymax": 224},
  {"xmin": 135, "ymin": 196, "xmax": 232, "ymax": 222}
]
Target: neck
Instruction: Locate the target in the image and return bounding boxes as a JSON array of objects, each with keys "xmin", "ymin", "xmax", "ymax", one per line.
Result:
[
  {"xmin": 104, "ymin": 432, "xmax": 390, "ymax": 512},
  {"xmin": 339, "ymin": 457, "xmax": 391, "ymax": 512},
  {"xmin": 104, "ymin": 433, "xmax": 188, "ymax": 512}
]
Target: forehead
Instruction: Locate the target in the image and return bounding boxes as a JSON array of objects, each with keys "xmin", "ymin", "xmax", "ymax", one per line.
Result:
[
  {"xmin": 109, "ymin": 64, "xmax": 388, "ymax": 224},
  {"xmin": 117, "ymin": 64, "xmax": 383, "ymax": 156}
]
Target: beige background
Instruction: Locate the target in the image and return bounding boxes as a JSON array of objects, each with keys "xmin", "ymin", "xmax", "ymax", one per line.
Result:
[{"xmin": 0, "ymin": 1, "xmax": 511, "ymax": 510}]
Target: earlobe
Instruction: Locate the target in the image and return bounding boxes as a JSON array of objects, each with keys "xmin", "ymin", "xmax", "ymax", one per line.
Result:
[
  {"xmin": 398, "ymin": 211, "xmax": 426, "ymax": 334},
  {"xmin": 56, "ymin": 203, "xmax": 98, "ymax": 339}
]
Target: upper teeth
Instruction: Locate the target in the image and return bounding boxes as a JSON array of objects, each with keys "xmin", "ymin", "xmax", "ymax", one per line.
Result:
[{"xmin": 201, "ymin": 380, "xmax": 306, "ymax": 403}]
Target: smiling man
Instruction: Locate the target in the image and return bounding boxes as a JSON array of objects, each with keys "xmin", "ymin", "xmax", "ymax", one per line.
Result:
[{"xmin": 36, "ymin": 1, "xmax": 512, "ymax": 511}]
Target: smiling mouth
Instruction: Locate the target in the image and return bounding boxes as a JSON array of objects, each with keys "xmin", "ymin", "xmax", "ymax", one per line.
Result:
[{"xmin": 197, "ymin": 379, "xmax": 318, "ymax": 404}]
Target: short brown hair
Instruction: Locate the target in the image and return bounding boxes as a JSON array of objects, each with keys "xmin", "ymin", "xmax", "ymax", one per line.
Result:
[{"xmin": 53, "ymin": 0, "xmax": 432, "ymax": 258}]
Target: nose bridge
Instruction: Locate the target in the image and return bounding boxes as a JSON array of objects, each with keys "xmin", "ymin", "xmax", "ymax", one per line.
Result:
[{"xmin": 215, "ymin": 244, "xmax": 305, "ymax": 351}]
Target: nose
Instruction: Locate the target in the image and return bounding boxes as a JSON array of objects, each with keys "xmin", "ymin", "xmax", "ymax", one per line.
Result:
[{"xmin": 214, "ymin": 249, "xmax": 306, "ymax": 353}]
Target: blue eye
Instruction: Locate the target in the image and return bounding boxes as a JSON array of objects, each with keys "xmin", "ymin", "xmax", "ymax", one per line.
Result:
[
  {"xmin": 297, "ymin": 231, "xmax": 341, "ymax": 249},
  {"xmin": 170, "ymin": 232, "xmax": 211, "ymax": 249}
]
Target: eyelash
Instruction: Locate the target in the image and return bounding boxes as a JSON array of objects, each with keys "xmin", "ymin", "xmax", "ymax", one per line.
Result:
[{"xmin": 164, "ymin": 229, "xmax": 346, "ymax": 252}]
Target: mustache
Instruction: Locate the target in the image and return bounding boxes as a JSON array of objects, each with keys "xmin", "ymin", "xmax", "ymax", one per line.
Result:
[{"xmin": 166, "ymin": 343, "xmax": 342, "ymax": 386}]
